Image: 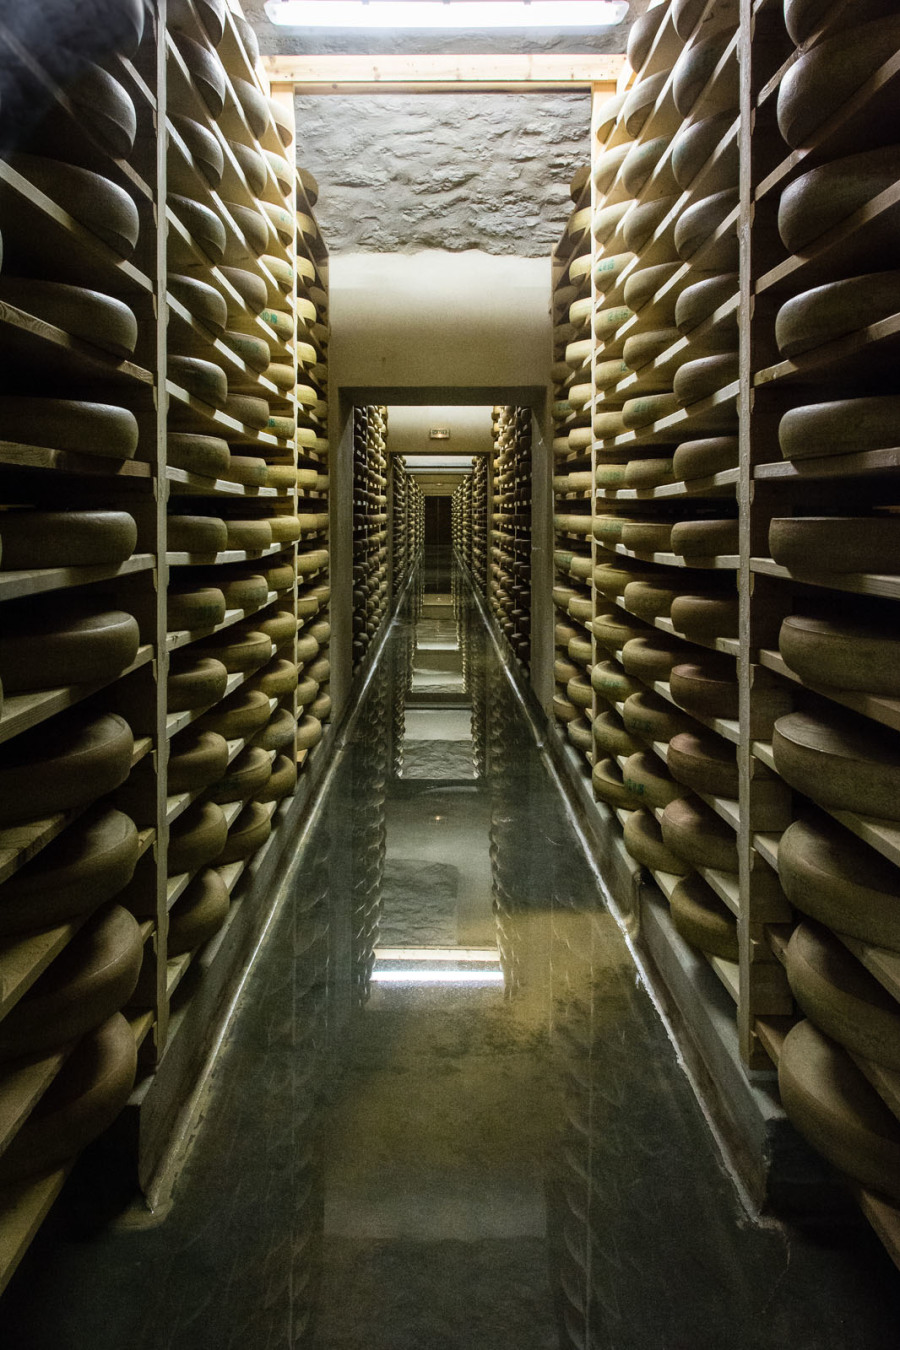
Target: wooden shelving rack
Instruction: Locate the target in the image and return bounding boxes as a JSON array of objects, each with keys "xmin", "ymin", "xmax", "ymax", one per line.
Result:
[
  {"xmin": 546, "ymin": 0, "xmax": 900, "ymax": 1266},
  {"xmin": 489, "ymin": 406, "xmax": 532, "ymax": 672},
  {"xmin": 351, "ymin": 405, "xmax": 389, "ymax": 669},
  {"xmin": 0, "ymin": 0, "xmax": 331, "ymax": 1293},
  {"xmin": 390, "ymin": 457, "xmax": 423, "ymax": 596}
]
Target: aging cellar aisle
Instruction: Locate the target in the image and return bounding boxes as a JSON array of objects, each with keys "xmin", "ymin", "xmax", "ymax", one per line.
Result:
[{"xmin": 0, "ymin": 552, "xmax": 897, "ymax": 1349}]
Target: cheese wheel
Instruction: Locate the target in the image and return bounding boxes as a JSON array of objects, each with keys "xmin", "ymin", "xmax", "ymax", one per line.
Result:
[
  {"xmin": 169, "ymin": 355, "xmax": 228, "ymax": 408},
  {"xmin": 668, "ymin": 729, "xmax": 738, "ymax": 797},
  {"xmin": 673, "ymin": 29, "xmax": 738, "ymax": 117},
  {"xmin": 592, "ymin": 661, "xmax": 643, "ymax": 704},
  {"xmin": 169, "ymin": 0, "xmax": 226, "ymax": 44},
  {"xmin": 624, "ymin": 263, "xmax": 683, "ymax": 313},
  {"xmin": 592, "ymin": 252, "xmax": 635, "ymax": 295},
  {"xmin": 769, "ymin": 516, "xmax": 900, "ymax": 574},
  {"xmin": 594, "ymin": 90, "xmax": 628, "ymax": 143},
  {"xmin": 223, "ymin": 333, "xmax": 271, "ymax": 376},
  {"xmin": 171, "ymin": 115, "xmax": 224, "ymax": 187},
  {"xmin": 627, "ymin": 2, "xmax": 667, "ymax": 71},
  {"xmin": 233, "ymin": 76, "xmax": 268, "ymax": 138},
  {"xmin": 224, "ymin": 518, "xmax": 274, "ymax": 550},
  {"xmin": 593, "ymin": 709, "xmax": 644, "ymax": 758},
  {"xmin": 622, "ymin": 634, "xmax": 687, "ymax": 683},
  {"xmin": 168, "ymin": 273, "xmax": 228, "ymax": 335},
  {"xmin": 592, "ymin": 200, "xmax": 635, "ymax": 249},
  {"xmin": 671, "ymin": 874, "xmax": 738, "ymax": 960},
  {"xmin": 671, "ymin": 517, "xmax": 739, "ymax": 557},
  {"xmin": 779, "ymin": 397, "xmax": 900, "ymax": 463},
  {"xmin": 671, "ymin": 111, "xmax": 736, "ymax": 190},
  {"xmin": 266, "ymin": 150, "xmax": 293, "ymax": 196},
  {"xmin": 168, "ymin": 729, "xmax": 229, "ymax": 794},
  {"xmin": 622, "ymin": 579, "xmax": 680, "ymax": 619},
  {"xmin": 674, "ymin": 189, "xmax": 739, "ymax": 264},
  {"xmin": 624, "ymin": 808, "xmax": 691, "ymax": 875},
  {"xmin": 779, "ymin": 612, "xmax": 900, "ymax": 696},
  {"xmin": 258, "ymin": 611, "xmax": 298, "ymax": 648},
  {"xmin": 621, "ymin": 519, "xmax": 674, "ymax": 552},
  {"xmin": 626, "ymin": 691, "xmax": 690, "ymax": 745},
  {"xmin": 623, "ymin": 394, "xmax": 679, "ymax": 429},
  {"xmin": 233, "ymin": 12, "xmax": 261, "ymax": 64},
  {"xmin": 266, "ymin": 562, "xmax": 296, "ymax": 593},
  {"xmin": 254, "ymin": 753, "xmax": 296, "ymax": 803},
  {"xmin": 201, "ymin": 629, "xmax": 273, "ymax": 673},
  {"xmin": 776, "ymin": 273, "xmax": 900, "ymax": 360},
  {"xmin": 168, "ymin": 799, "xmax": 229, "ymax": 874},
  {"xmin": 0, "ymin": 904, "xmax": 142, "ymax": 1060},
  {"xmin": 778, "ymin": 1019, "xmax": 900, "ymax": 1203},
  {"xmin": 568, "ymin": 718, "xmax": 593, "ymax": 756},
  {"xmin": 219, "ymin": 267, "xmax": 267, "ymax": 315},
  {"xmin": 0, "ymin": 608, "xmax": 140, "ymax": 694},
  {"xmin": 225, "ymin": 394, "xmax": 270, "ymax": 429},
  {"xmin": 784, "ymin": 0, "xmax": 896, "ymax": 46},
  {"xmin": 253, "ymin": 709, "xmax": 296, "ymax": 753},
  {"xmin": 624, "ymin": 194, "xmax": 679, "ymax": 253},
  {"xmin": 773, "ymin": 710, "xmax": 900, "ymax": 820},
  {"xmin": 622, "ymin": 71, "xmax": 666, "ymax": 136},
  {"xmin": 217, "ymin": 800, "xmax": 271, "ymax": 863},
  {"xmin": 228, "ymin": 140, "xmax": 267, "ymax": 197},
  {"xmin": 592, "ymin": 609, "xmax": 647, "ymax": 650},
  {"xmin": 168, "ymin": 868, "xmax": 230, "ymax": 956},
  {"xmin": 219, "ymin": 455, "xmax": 266, "ymax": 490},
  {"xmin": 672, "ymin": 436, "xmax": 738, "ymax": 480},
  {"xmin": 12, "ymin": 155, "xmax": 139, "ymax": 257},
  {"xmin": 778, "ymin": 18, "xmax": 900, "ymax": 151},
  {"xmin": 592, "ymin": 756, "xmax": 639, "ymax": 808},
  {"xmin": 787, "ymin": 920, "xmax": 900, "ymax": 1070},
  {"xmin": 200, "ymin": 688, "xmax": 272, "ymax": 739},
  {"xmin": 218, "ymin": 574, "xmax": 268, "ymax": 612},
  {"xmin": 675, "ymin": 277, "xmax": 738, "ymax": 340},
  {"xmin": 622, "ymin": 328, "xmax": 680, "ymax": 371},
  {"xmin": 670, "ymin": 656, "xmax": 738, "ymax": 718},
  {"xmin": 207, "ymin": 745, "xmax": 273, "ymax": 803},
  {"xmin": 623, "ymin": 750, "xmax": 681, "ymax": 809},
  {"xmin": 256, "ymin": 659, "xmax": 298, "ymax": 698},
  {"xmin": 567, "ymin": 676, "xmax": 593, "ymax": 709},
  {"xmin": 307, "ymin": 619, "xmax": 330, "ymax": 645},
  {"xmin": 568, "ymin": 593, "xmax": 593, "ymax": 623},
  {"xmin": 592, "ymin": 140, "xmax": 633, "ymax": 195},
  {"xmin": 226, "ymin": 201, "xmax": 269, "ymax": 257},
  {"xmin": 0, "ymin": 509, "xmax": 136, "ymax": 571},
  {"xmin": 594, "ymin": 561, "xmax": 660, "ymax": 597},
  {"xmin": 670, "ymin": 592, "xmax": 739, "ymax": 639},
  {"xmin": 296, "ymin": 549, "xmax": 328, "ymax": 574},
  {"xmin": 622, "ymin": 135, "xmax": 673, "ymax": 199},
  {"xmin": 661, "ymin": 795, "xmax": 738, "ymax": 872},
  {"xmin": 173, "ymin": 32, "xmax": 225, "ymax": 115},
  {"xmin": 780, "ymin": 813, "xmax": 900, "ymax": 950},
  {"xmin": 554, "ymin": 695, "xmax": 579, "ymax": 723},
  {"xmin": 167, "ymin": 655, "xmax": 228, "ymax": 713},
  {"xmin": 0, "ymin": 1013, "xmax": 136, "ymax": 1186},
  {"xmin": 0, "ymin": 712, "xmax": 133, "ymax": 826},
  {"xmin": 262, "ymin": 201, "xmax": 293, "ymax": 244},
  {"xmin": 296, "ymin": 675, "xmax": 318, "ymax": 707},
  {"xmin": 0, "ymin": 397, "xmax": 138, "ymax": 460},
  {"xmin": 267, "ymin": 365, "xmax": 297, "ymax": 393},
  {"xmin": 61, "ymin": 64, "xmax": 136, "ymax": 158},
  {"xmin": 297, "ymin": 632, "xmax": 322, "ymax": 665},
  {"xmin": 168, "ymin": 514, "xmax": 228, "ymax": 554},
  {"xmin": 779, "ymin": 147, "xmax": 900, "ymax": 256},
  {"xmin": 166, "ymin": 434, "xmax": 230, "ymax": 481},
  {"xmin": 296, "ymin": 714, "xmax": 322, "ymax": 750},
  {"xmin": 269, "ymin": 97, "xmax": 294, "ymax": 147},
  {"xmin": 0, "ymin": 806, "xmax": 139, "ymax": 937},
  {"xmin": 0, "ymin": 279, "xmax": 138, "ymax": 358},
  {"xmin": 591, "ymin": 411, "xmax": 627, "ymax": 440},
  {"xmin": 170, "ymin": 194, "xmax": 226, "ymax": 263}
]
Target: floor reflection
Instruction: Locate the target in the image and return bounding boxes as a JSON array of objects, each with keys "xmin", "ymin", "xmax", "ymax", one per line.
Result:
[{"xmin": 2, "ymin": 551, "xmax": 900, "ymax": 1349}]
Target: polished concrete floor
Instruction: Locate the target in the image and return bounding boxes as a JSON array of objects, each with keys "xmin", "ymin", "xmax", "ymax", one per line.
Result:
[{"xmin": 2, "ymin": 553, "xmax": 900, "ymax": 1348}]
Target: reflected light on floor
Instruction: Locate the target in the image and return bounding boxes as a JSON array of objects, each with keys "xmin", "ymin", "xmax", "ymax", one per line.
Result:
[{"xmin": 372, "ymin": 946, "xmax": 504, "ymax": 984}]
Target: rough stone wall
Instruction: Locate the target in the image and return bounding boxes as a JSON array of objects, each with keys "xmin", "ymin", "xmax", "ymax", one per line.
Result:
[{"xmin": 246, "ymin": 3, "xmax": 646, "ymax": 256}]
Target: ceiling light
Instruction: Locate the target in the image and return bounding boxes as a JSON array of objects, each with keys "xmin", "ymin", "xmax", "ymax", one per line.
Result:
[{"xmin": 266, "ymin": 2, "xmax": 628, "ymax": 29}]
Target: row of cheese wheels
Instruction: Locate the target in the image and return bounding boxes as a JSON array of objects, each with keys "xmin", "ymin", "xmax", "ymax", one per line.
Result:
[{"xmin": 352, "ymin": 408, "xmax": 389, "ymax": 664}]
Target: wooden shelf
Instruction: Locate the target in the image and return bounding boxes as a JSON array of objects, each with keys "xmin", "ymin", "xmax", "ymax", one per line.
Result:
[
  {"xmin": 0, "ymin": 554, "xmax": 155, "ymax": 605},
  {"xmin": 0, "ymin": 1169, "xmax": 68, "ymax": 1298},
  {"xmin": 751, "ymin": 557, "xmax": 900, "ymax": 601},
  {"xmin": 759, "ymin": 648, "xmax": 900, "ymax": 735},
  {"xmin": 0, "ymin": 645, "xmax": 155, "ymax": 746}
]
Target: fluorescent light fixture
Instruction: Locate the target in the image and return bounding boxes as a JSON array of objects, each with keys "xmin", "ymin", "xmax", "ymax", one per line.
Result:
[
  {"xmin": 266, "ymin": 2, "xmax": 628, "ymax": 28},
  {"xmin": 371, "ymin": 969, "xmax": 505, "ymax": 983}
]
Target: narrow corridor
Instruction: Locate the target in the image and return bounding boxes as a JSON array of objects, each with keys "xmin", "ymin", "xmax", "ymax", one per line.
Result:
[{"xmin": 1, "ymin": 553, "xmax": 899, "ymax": 1349}]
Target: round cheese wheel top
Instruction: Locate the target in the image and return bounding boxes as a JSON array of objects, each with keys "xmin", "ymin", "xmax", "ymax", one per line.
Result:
[
  {"xmin": 779, "ymin": 811, "xmax": 900, "ymax": 951},
  {"xmin": 228, "ymin": 139, "xmax": 267, "ymax": 197},
  {"xmin": 0, "ymin": 279, "xmax": 138, "ymax": 358},
  {"xmin": 627, "ymin": 2, "xmax": 668, "ymax": 71},
  {"xmin": 777, "ymin": 17, "xmax": 900, "ymax": 151},
  {"xmin": 671, "ymin": 111, "xmax": 736, "ymax": 191},
  {"xmin": 779, "ymin": 610, "xmax": 900, "ymax": 696},
  {"xmin": 0, "ymin": 806, "xmax": 139, "ymax": 936},
  {"xmin": 12, "ymin": 154, "xmax": 140, "ymax": 258},
  {"xmin": 779, "ymin": 396, "xmax": 900, "ymax": 463},
  {"xmin": 233, "ymin": 76, "xmax": 268, "ymax": 138},
  {"xmin": 171, "ymin": 114, "xmax": 224, "ymax": 187},
  {"xmin": 172, "ymin": 31, "xmax": 226, "ymax": 115},
  {"xmin": 0, "ymin": 711, "xmax": 134, "ymax": 826},
  {"xmin": 671, "ymin": 874, "xmax": 738, "ymax": 960},
  {"xmin": 773, "ymin": 709, "xmax": 900, "ymax": 821},
  {"xmin": 0, "ymin": 397, "xmax": 139, "ymax": 460},
  {"xmin": 661, "ymin": 794, "xmax": 738, "ymax": 872},
  {"xmin": 168, "ymin": 867, "xmax": 230, "ymax": 957},
  {"xmin": 0, "ymin": 509, "xmax": 137, "ymax": 570},
  {"xmin": 168, "ymin": 273, "xmax": 228, "ymax": 336},
  {"xmin": 779, "ymin": 146, "xmax": 900, "ymax": 256},
  {"xmin": 778, "ymin": 1019, "xmax": 900, "ymax": 1204}
]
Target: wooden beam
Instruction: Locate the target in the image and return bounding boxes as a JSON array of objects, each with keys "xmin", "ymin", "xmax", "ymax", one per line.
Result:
[{"xmin": 262, "ymin": 52, "xmax": 627, "ymax": 92}]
